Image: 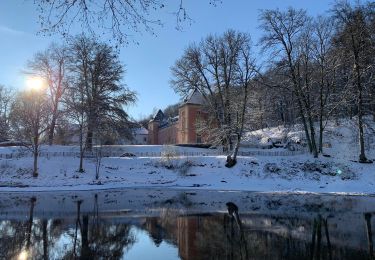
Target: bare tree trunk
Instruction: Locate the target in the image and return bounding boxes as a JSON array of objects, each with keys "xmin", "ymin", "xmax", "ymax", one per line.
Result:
[
  {"xmin": 47, "ymin": 107, "xmax": 58, "ymax": 145},
  {"xmin": 33, "ymin": 136, "xmax": 39, "ymax": 177},
  {"xmin": 307, "ymin": 113, "xmax": 319, "ymax": 158},
  {"xmin": 319, "ymin": 121, "xmax": 324, "ymax": 153},
  {"xmin": 355, "ymin": 60, "xmax": 367, "ymax": 162},
  {"xmin": 95, "ymin": 142, "xmax": 102, "ymax": 180},
  {"xmin": 319, "ymin": 83, "xmax": 324, "ymax": 153},
  {"xmin": 86, "ymin": 123, "xmax": 93, "ymax": 151},
  {"xmin": 226, "ymin": 134, "xmax": 240, "ymax": 168},
  {"xmin": 79, "ymin": 124, "xmax": 84, "ymax": 173},
  {"xmin": 297, "ymin": 98, "xmax": 313, "ymax": 153},
  {"xmin": 365, "ymin": 213, "xmax": 374, "ymax": 259}
]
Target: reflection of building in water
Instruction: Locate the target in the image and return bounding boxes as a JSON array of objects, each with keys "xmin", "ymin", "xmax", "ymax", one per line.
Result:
[
  {"xmin": 145, "ymin": 217, "xmax": 164, "ymax": 246},
  {"xmin": 144, "ymin": 214, "xmax": 223, "ymax": 260},
  {"xmin": 141, "ymin": 212, "xmax": 375, "ymax": 260},
  {"xmin": 143, "ymin": 215, "xmax": 205, "ymax": 259},
  {"xmin": 177, "ymin": 216, "xmax": 201, "ymax": 260},
  {"xmin": 1, "ymin": 210, "xmax": 375, "ymax": 260}
]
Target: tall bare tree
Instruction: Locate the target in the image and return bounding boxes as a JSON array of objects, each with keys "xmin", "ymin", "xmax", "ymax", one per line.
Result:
[
  {"xmin": 259, "ymin": 8, "xmax": 320, "ymax": 157},
  {"xmin": 171, "ymin": 30, "xmax": 256, "ymax": 167},
  {"xmin": 311, "ymin": 16, "xmax": 339, "ymax": 153},
  {"xmin": 68, "ymin": 35, "xmax": 136, "ymax": 151},
  {"xmin": 27, "ymin": 44, "xmax": 69, "ymax": 145},
  {"xmin": 10, "ymin": 88, "xmax": 50, "ymax": 177},
  {"xmin": 332, "ymin": 1, "xmax": 375, "ymax": 162},
  {"xmin": 65, "ymin": 81, "xmax": 87, "ymax": 172}
]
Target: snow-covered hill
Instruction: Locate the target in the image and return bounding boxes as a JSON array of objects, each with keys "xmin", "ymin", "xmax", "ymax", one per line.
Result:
[{"xmin": 242, "ymin": 117, "xmax": 375, "ymax": 161}]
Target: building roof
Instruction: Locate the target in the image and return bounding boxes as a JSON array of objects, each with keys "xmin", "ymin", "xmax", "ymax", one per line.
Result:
[
  {"xmin": 151, "ymin": 109, "xmax": 165, "ymax": 122},
  {"xmin": 182, "ymin": 89, "xmax": 205, "ymax": 105}
]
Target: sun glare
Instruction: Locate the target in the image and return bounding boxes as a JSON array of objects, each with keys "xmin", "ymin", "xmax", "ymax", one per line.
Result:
[
  {"xmin": 18, "ymin": 250, "xmax": 28, "ymax": 260},
  {"xmin": 26, "ymin": 76, "xmax": 46, "ymax": 91}
]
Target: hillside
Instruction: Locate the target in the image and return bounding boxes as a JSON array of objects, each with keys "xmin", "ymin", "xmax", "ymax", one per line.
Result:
[{"xmin": 242, "ymin": 117, "xmax": 375, "ymax": 161}]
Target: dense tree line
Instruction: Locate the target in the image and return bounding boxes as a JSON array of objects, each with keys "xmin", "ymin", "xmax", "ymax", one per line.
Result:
[{"xmin": 171, "ymin": 1, "xmax": 375, "ymax": 164}]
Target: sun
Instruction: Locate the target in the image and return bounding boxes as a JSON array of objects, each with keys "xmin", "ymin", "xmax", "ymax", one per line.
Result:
[
  {"xmin": 26, "ymin": 76, "xmax": 46, "ymax": 91},
  {"xmin": 18, "ymin": 250, "xmax": 28, "ymax": 260}
]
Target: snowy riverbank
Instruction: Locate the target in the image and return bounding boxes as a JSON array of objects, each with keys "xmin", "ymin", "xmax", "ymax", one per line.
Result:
[
  {"xmin": 1, "ymin": 118, "xmax": 374, "ymax": 194},
  {"xmin": 0, "ymin": 152, "xmax": 374, "ymax": 194}
]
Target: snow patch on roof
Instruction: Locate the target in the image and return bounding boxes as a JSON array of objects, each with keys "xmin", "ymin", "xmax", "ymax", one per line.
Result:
[{"xmin": 183, "ymin": 89, "xmax": 204, "ymax": 105}]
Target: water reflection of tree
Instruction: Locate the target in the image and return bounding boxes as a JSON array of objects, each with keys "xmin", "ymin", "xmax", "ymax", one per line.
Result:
[
  {"xmin": 193, "ymin": 214, "xmax": 249, "ymax": 260},
  {"xmin": 64, "ymin": 194, "xmax": 136, "ymax": 259},
  {"xmin": 365, "ymin": 213, "xmax": 374, "ymax": 260},
  {"xmin": 192, "ymin": 212, "xmax": 373, "ymax": 260},
  {"xmin": 310, "ymin": 214, "xmax": 332, "ymax": 260},
  {"xmin": 0, "ymin": 197, "xmax": 63, "ymax": 259},
  {"xmin": 0, "ymin": 197, "xmax": 36, "ymax": 259},
  {"xmin": 2, "ymin": 196, "xmax": 375, "ymax": 260}
]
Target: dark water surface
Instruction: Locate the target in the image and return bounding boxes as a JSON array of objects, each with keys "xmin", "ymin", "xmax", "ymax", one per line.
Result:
[{"xmin": 0, "ymin": 188, "xmax": 374, "ymax": 260}]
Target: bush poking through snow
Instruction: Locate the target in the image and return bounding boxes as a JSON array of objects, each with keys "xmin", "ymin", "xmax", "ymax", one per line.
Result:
[
  {"xmin": 177, "ymin": 160, "xmax": 193, "ymax": 176},
  {"xmin": 300, "ymin": 161, "xmax": 356, "ymax": 180},
  {"xmin": 158, "ymin": 157, "xmax": 193, "ymax": 176},
  {"xmin": 158, "ymin": 146, "xmax": 193, "ymax": 176},
  {"xmin": 161, "ymin": 145, "xmax": 180, "ymax": 160},
  {"xmin": 159, "ymin": 145, "xmax": 179, "ymax": 168},
  {"xmin": 263, "ymin": 163, "xmax": 281, "ymax": 173}
]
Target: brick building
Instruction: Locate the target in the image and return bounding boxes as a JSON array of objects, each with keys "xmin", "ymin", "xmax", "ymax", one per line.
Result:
[{"xmin": 148, "ymin": 89, "xmax": 207, "ymax": 145}]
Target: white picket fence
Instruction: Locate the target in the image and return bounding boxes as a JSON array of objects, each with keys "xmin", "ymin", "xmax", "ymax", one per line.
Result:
[{"xmin": 0, "ymin": 148, "xmax": 307, "ymax": 159}]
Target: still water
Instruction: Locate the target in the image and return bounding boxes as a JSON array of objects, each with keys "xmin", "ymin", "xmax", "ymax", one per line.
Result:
[{"xmin": 0, "ymin": 188, "xmax": 374, "ymax": 260}]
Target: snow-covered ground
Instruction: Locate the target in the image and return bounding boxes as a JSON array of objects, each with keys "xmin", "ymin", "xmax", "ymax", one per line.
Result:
[{"xmin": 0, "ymin": 118, "xmax": 374, "ymax": 194}]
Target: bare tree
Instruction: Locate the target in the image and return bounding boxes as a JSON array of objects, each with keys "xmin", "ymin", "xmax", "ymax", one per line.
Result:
[
  {"xmin": 65, "ymin": 81, "xmax": 87, "ymax": 173},
  {"xmin": 33, "ymin": 0, "xmax": 222, "ymax": 45},
  {"xmin": 10, "ymin": 88, "xmax": 50, "ymax": 177},
  {"xmin": 94, "ymin": 137, "xmax": 103, "ymax": 181},
  {"xmin": 68, "ymin": 35, "xmax": 137, "ymax": 151},
  {"xmin": 0, "ymin": 85, "xmax": 14, "ymax": 141},
  {"xmin": 259, "ymin": 8, "xmax": 320, "ymax": 157},
  {"xmin": 311, "ymin": 16, "xmax": 339, "ymax": 153},
  {"xmin": 332, "ymin": 1, "xmax": 375, "ymax": 163},
  {"xmin": 27, "ymin": 44, "xmax": 69, "ymax": 145},
  {"xmin": 171, "ymin": 30, "xmax": 256, "ymax": 167}
]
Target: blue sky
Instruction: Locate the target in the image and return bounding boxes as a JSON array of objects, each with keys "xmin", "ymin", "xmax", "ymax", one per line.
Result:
[{"xmin": 0, "ymin": 0, "xmax": 347, "ymax": 120}]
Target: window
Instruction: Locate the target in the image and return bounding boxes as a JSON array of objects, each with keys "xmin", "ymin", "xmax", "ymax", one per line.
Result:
[{"xmin": 196, "ymin": 135, "xmax": 202, "ymax": 143}]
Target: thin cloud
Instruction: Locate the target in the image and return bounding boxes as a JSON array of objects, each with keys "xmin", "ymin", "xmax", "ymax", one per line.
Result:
[{"xmin": 0, "ymin": 24, "xmax": 27, "ymax": 36}]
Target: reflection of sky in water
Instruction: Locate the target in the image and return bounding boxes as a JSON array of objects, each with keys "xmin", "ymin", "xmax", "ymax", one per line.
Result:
[
  {"xmin": 50, "ymin": 231, "xmax": 74, "ymax": 259},
  {"xmin": 124, "ymin": 227, "xmax": 180, "ymax": 260},
  {"xmin": 1, "ymin": 190, "xmax": 375, "ymax": 259}
]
